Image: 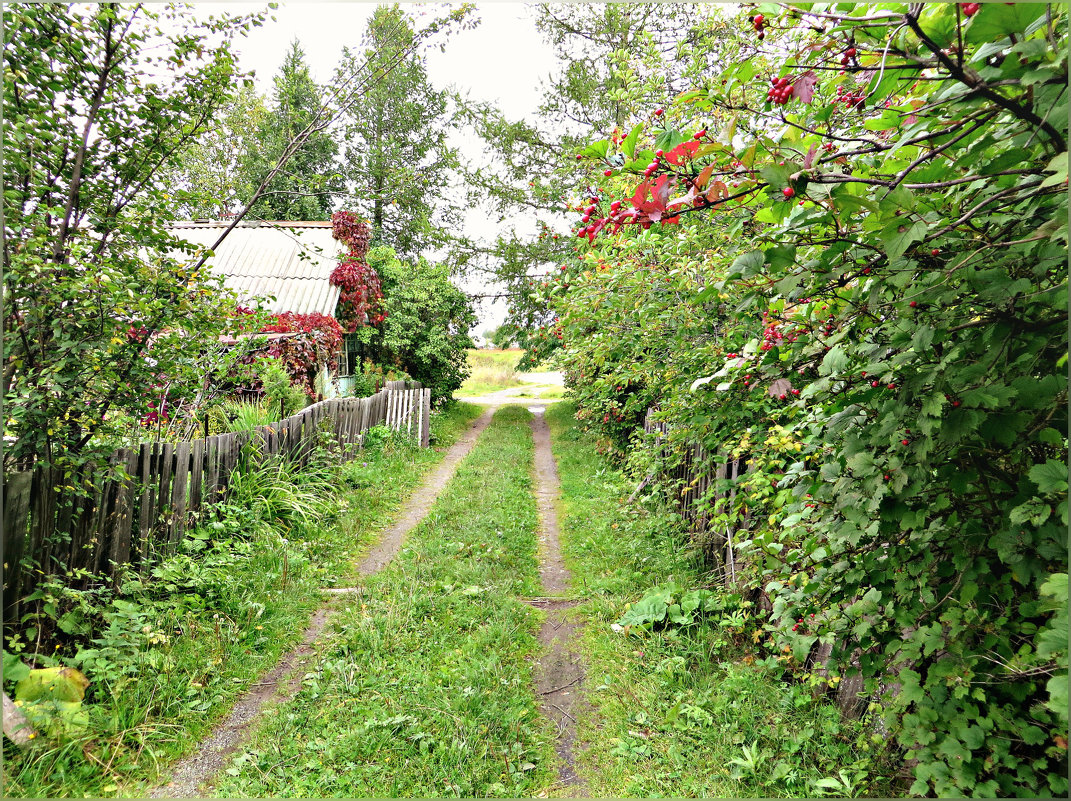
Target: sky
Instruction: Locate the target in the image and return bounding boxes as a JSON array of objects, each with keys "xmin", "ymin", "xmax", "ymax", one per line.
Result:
[{"xmin": 204, "ymin": 1, "xmax": 566, "ymax": 335}]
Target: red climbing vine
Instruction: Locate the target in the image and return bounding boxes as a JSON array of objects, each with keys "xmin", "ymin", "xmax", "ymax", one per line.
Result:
[{"xmin": 330, "ymin": 211, "xmax": 385, "ymax": 331}]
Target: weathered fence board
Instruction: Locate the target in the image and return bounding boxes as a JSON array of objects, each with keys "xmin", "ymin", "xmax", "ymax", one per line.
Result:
[{"xmin": 3, "ymin": 382, "xmax": 432, "ymax": 625}]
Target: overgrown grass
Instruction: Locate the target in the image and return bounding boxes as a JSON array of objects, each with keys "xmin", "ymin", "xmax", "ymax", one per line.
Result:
[
  {"xmin": 212, "ymin": 405, "xmax": 557, "ymax": 798},
  {"xmin": 455, "ymin": 348, "xmax": 525, "ymax": 396},
  {"xmin": 544, "ymin": 402, "xmax": 899, "ymax": 798},
  {"xmin": 1, "ymin": 403, "xmax": 482, "ymax": 799}
]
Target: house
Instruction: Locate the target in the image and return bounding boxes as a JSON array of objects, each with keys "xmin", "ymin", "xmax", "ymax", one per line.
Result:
[{"xmin": 170, "ymin": 220, "xmax": 361, "ymax": 397}]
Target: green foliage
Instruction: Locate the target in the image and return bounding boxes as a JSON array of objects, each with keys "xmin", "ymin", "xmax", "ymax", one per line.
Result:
[
  {"xmin": 167, "ymin": 85, "xmax": 270, "ymax": 219},
  {"xmin": 356, "ymin": 246, "xmax": 476, "ymax": 403},
  {"xmin": 335, "ymin": 6, "xmax": 463, "ymax": 259},
  {"xmin": 213, "ymin": 399, "xmax": 275, "ymax": 433},
  {"xmin": 246, "ymin": 40, "xmax": 342, "ymax": 221},
  {"xmin": 535, "ymin": 4, "xmax": 1068, "ymax": 796},
  {"xmin": 544, "ymin": 401, "xmax": 897, "ymax": 797},
  {"xmin": 2, "ymin": 402, "xmax": 481, "ymax": 797},
  {"xmin": 2, "ymin": 2, "xmax": 272, "ymax": 468},
  {"xmin": 258, "ymin": 357, "xmax": 307, "ymax": 417}
]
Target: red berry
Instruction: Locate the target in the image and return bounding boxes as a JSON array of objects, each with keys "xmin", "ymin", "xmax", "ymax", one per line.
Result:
[
  {"xmin": 779, "ymin": 393, "xmax": 787, "ymax": 400},
  {"xmin": 930, "ymin": 248, "xmax": 940, "ymax": 256},
  {"xmin": 754, "ymin": 14, "xmax": 765, "ymax": 25},
  {"xmin": 791, "ymin": 388, "xmax": 800, "ymax": 395},
  {"xmin": 871, "ymin": 380, "xmax": 879, "ymax": 387},
  {"xmin": 952, "ymin": 400, "xmax": 961, "ymax": 407},
  {"xmin": 604, "ymin": 169, "xmax": 613, "ymax": 177},
  {"xmin": 694, "ymin": 129, "xmax": 707, "ymax": 140},
  {"xmin": 575, "ymin": 154, "xmax": 583, "ymax": 160},
  {"xmin": 846, "ymin": 47, "xmax": 857, "ymax": 57},
  {"xmin": 887, "ymin": 383, "xmax": 896, "ymax": 390},
  {"xmin": 901, "ymin": 439, "xmax": 910, "ymax": 446},
  {"xmin": 884, "ymin": 474, "xmax": 891, "ymax": 481},
  {"xmin": 654, "ymin": 108, "xmax": 664, "ymax": 117},
  {"xmin": 782, "ymin": 186, "xmax": 795, "ymax": 199},
  {"xmin": 757, "ymin": 31, "xmax": 765, "ymax": 41},
  {"xmin": 962, "ymin": 3, "xmax": 980, "ymax": 17},
  {"xmin": 909, "ymin": 301, "xmax": 917, "ymax": 308}
]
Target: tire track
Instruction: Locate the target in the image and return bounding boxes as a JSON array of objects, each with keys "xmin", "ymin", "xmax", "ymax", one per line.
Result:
[
  {"xmin": 528, "ymin": 408, "xmax": 589, "ymax": 796},
  {"xmin": 150, "ymin": 405, "xmax": 497, "ymax": 798}
]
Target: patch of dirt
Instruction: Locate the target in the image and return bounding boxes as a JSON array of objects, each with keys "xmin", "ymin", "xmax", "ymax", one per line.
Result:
[
  {"xmin": 148, "ymin": 406, "xmax": 496, "ymax": 798},
  {"xmin": 528, "ymin": 409, "xmax": 590, "ymax": 796}
]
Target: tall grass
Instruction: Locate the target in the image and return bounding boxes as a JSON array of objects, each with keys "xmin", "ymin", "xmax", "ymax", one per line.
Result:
[
  {"xmin": 213, "ymin": 399, "xmax": 276, "ymax": 432},
  {"xmin": 456, "ymin": 349, "xmax": 523, "ymax": 396}
]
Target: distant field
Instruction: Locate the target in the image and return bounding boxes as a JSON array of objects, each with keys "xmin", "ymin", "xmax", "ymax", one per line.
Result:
[{"xmin": 456, "ymin": 349, "xmax": 525, "ymax": 396}]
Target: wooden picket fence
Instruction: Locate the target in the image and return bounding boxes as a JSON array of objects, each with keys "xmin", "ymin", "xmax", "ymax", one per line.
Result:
[
  {"xmin": 641, "ymin": 405, "xmax": 872, "ymax": 718},
  {"xmin": 642, "ymin": 407, "xmax": 750, "ymax": 584},
  {"xmin": 2, "ymin": 382, "xmax": 431, "ymax": 626}
]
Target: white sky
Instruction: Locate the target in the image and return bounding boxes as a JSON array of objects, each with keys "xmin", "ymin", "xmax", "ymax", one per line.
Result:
[{"xmin": 203, "ymin": 1, "xmax": 565, "ymax": 334}]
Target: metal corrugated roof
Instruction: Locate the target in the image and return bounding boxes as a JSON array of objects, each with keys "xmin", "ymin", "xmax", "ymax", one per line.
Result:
[{"xmin": 169, "ymin": 221, "xmax": 343, "ymax": 317}]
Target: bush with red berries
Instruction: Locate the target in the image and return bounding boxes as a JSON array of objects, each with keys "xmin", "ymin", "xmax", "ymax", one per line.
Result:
[{"xmin": 552, "ymin": 3, "xmax": 1067, "ymax": 796}]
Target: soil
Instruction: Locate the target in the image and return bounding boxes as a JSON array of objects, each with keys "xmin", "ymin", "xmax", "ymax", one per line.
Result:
[
  {"xmin": 148, "ymin": 405, "xmax": 497, "ymax": 798},
  {"xmin": 528, "ymin": 408, "xmax": 589, "ymax": 796}
]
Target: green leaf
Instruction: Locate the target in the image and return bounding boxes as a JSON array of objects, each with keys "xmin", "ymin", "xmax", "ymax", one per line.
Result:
[
  {"xmin": 730, "ymin": 250, "xmax": 765, "ymax": 279},
  {"xmin": 1029, "ymin": 460, "xmax": 1068, "ymax": 494},
  {"xmin": 653, "ymin": 129, "xmax": 687, "ymax": 153},
  {"xmin": 764, "ymin": 245, "xmax": 796, "ymax": 270},
  {"xmin": 2, "ymin": 651, "xmax": 32, "ymax": 684},
  {"xmin": 582, "ymin": 140, "xmax": 610, "ymax": 159},
  {"xmin": 1041, "ymin": 151, "xmax": 1068, "ymax": 189},
  {"xmin": 15, "ymin": 666, "xmax": 90, "ymax": 704},
  {"xmin": 621, "ymin": 123, "xmax": 643, "ymax": 160},
  {"xmin": 879, "ymin": 219, "xmax": 927, "ymax": 263},
  {"xmin": 964, "ymin": 3, "xmax": 1048, "ymax": 44},
  {"xmin": 1045, "ymin": 674, "xmax": 1068, "ymax": 723},
  {"xmin": 820, "ymin": 345, "xmax": 849, "ymax": 376}
]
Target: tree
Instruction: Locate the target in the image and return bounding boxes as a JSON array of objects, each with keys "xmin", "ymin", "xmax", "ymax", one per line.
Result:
[
  {"xmin": 459, "ymin": 4, "xmax": 728, "ymax": 344},
  {"xmin": 355, "ymin": 246, "xmax": 476, "ymax": 403},
  {"xmin": 2, "ymin": 2, "xmax": 270, "ymax": 469},
  {"xmin": 166, "ymin": 84, "xmax": 269, "ymax": 220},
  {"xmin": 335, "ymin": 5, "xmax": 463, "ymax": 258},
  {"xmin": 3, "ymin": 1, "xmax": 475, "ymax": 470},
  {"xmin": 246, "ymin": 40, "xmax": 342, "ymax": 221}
]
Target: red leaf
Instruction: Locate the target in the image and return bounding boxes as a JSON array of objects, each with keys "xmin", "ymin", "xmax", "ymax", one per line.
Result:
[
  {"xmin": 652, "ymin": 174, "xmax": 674, "ymax": 209},
  {"xmin": 665, "ymin": 140, "xmax": 701, "ymax": 166},
  {"xmin": 694, "ymin": 164, "xmax": 716, "ymax": 191},
  {"xmin": 791, "ymin": 70, "xmax": 818, "ymax": 104}
]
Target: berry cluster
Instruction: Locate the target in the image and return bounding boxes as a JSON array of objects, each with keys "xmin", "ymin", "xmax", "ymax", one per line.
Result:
[
  {"xmin": 835, "ymin": 85, "xmax": 865, "ymax": 108},
  {"xmin": 839, "ymin": 46, "xmax": 857, "ymax": 67},
  {"xmin": 767, "ymin": 76, "xmax": 794, "ymax": 105},
  {"xmin": 961, "ymin": 3, "xmax": 980, "ymax": 17},
  {"xmin": 750, "ymin": 13, "xmax": 768, "ymax": 41}
]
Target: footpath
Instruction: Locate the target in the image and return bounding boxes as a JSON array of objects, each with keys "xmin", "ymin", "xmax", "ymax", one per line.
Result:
[{"xmin": 150, "ymin": 403, "xmax": 588, "ymax": 797}]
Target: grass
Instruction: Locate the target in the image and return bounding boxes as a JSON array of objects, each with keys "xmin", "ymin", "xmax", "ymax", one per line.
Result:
[
  {"xmin": 1, "ymin": 402, "xmax": 482, "ymax": 799},
  {"xmin": 455, "ymin": 348, "xmax": 525, "ymax": 397},
  {"xmin": 543, "ymin": 401, "xmax": 898, "ymax": 798},
  {"xmin": 211, "ymin": 405, "xmax": 557, "ymax": 798}
]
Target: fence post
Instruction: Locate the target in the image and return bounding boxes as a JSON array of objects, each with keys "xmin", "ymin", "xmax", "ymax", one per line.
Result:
[
  {"xmin": 421, "ymin": 388, "xmax": 431, "ymax": 447},
  {"xmin": 2, "ymin": 471, "xmax": 33, "ymax": 625}
]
